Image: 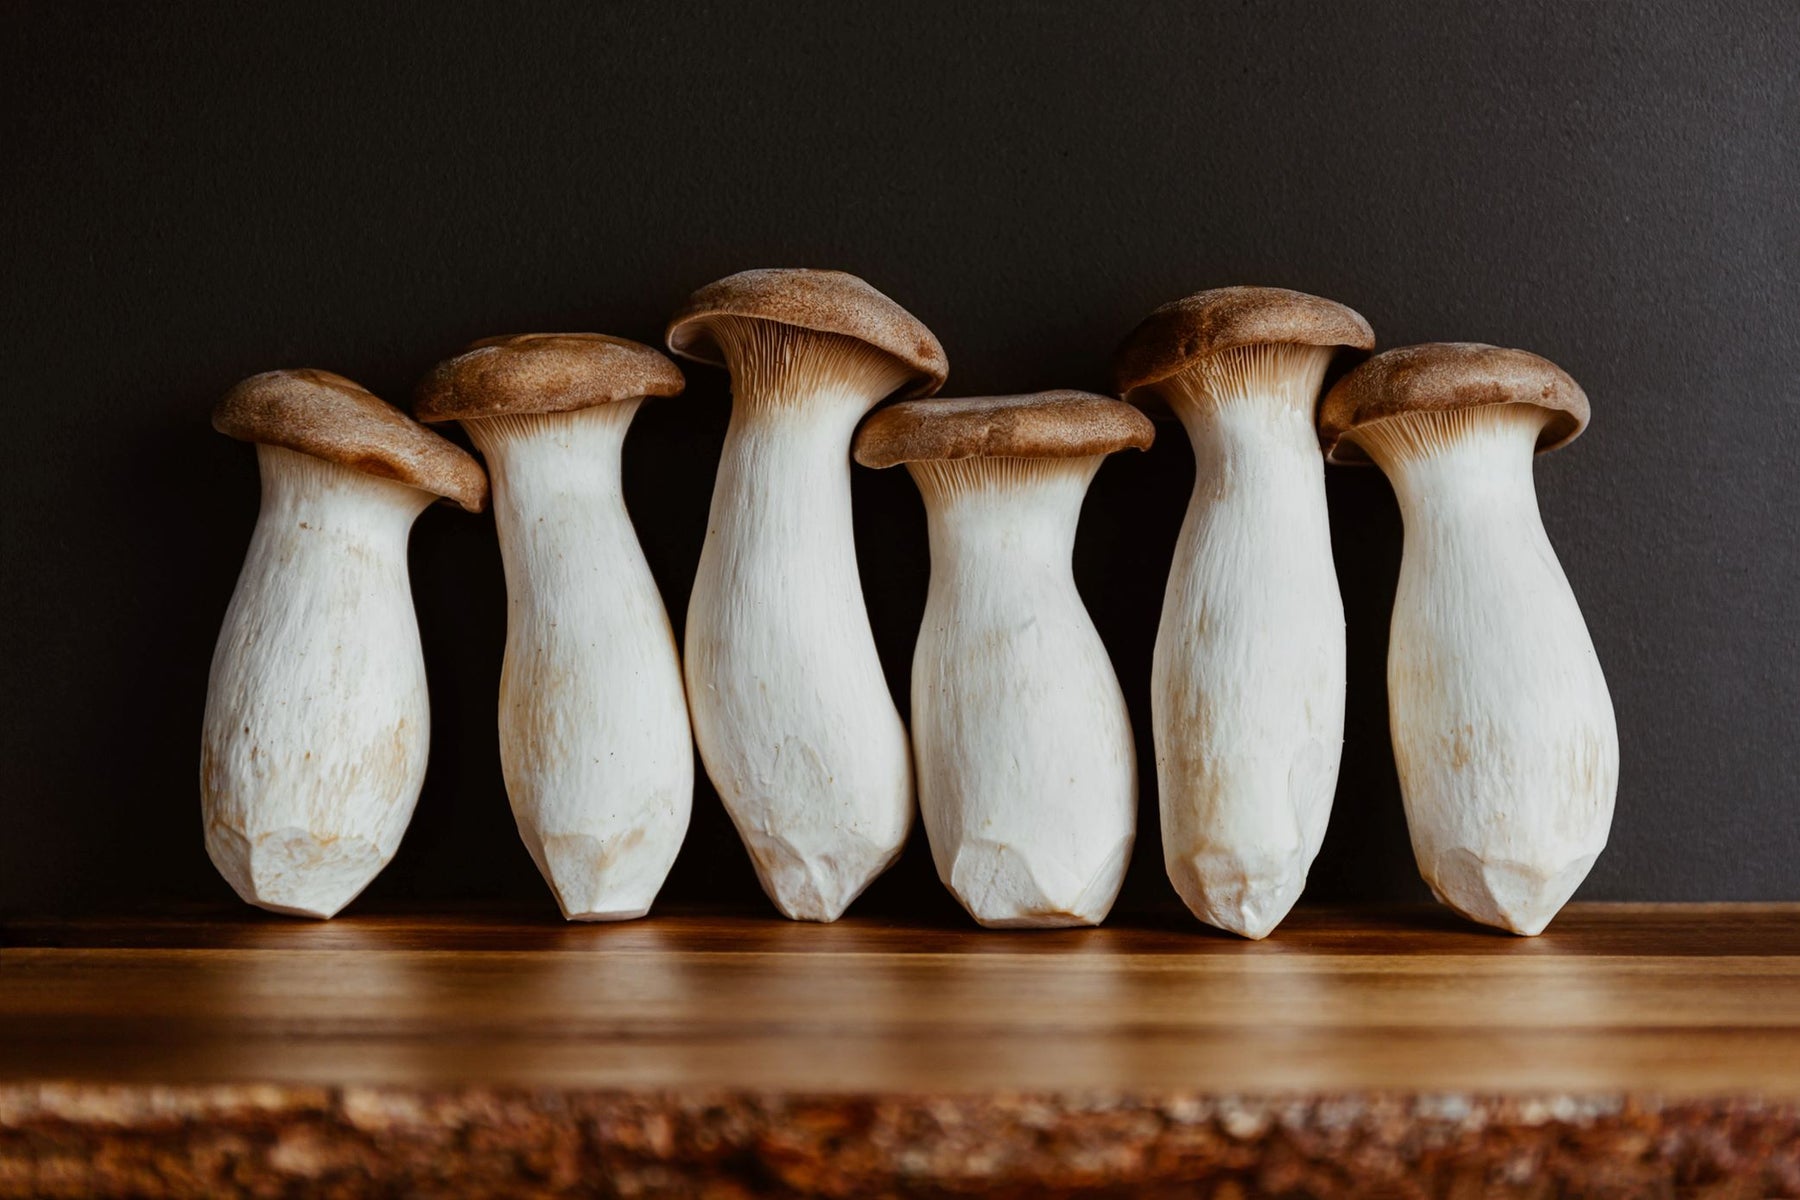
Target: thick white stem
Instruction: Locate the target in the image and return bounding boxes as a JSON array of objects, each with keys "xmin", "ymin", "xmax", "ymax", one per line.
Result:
[
  {"xmin": 467, "ymin": 405, "xmax": 693, "ymax": 921},
  {"xmin": 1153, "ymin": 345, "xmax": 1345, "ymax": 938},
  {"xmin": 1360, "ymin": 404, "xmax": 1618, "ymax": 935},
  {"xmin": 685, "ymin": 324, "xmax": 914, "ymax": 921},
  {"xmin": 201, "ymin": 445, "xmax": 434, "ymax": 918},
  {"xmin": 909, "ymin": 458, "xmax": 1136, "ymax": 927}
]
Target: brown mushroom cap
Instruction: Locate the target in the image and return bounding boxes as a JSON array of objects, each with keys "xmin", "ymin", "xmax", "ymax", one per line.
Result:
[
  {"xmin": 853, "ymin": 390, "xmax": 1154, "ymax": 469},
  {"xmin": 1112, "ymin": 286, "xmax": 1375, "ymax": 401},
  {"xmin": 1318, "ymin": 342, "xmax": 1589, "ymax": 465},
  {"xmin": 214, "ymin": 369, "xmax": 488, "ymax": 512},
  {"xmin": 666, "ymin": 268, "xmax": 948, "ymax": 399},
  {"xmin": 413, "ymin": 333, "xmax": 685, "ymax": 424}
]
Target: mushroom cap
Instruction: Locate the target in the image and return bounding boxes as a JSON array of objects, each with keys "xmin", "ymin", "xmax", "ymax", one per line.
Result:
[
  {"xmin": 853, "ymin": 390, "xmax": 1154, "ymax": 468},
  {"xmin": 1111, "ymin": 285, "xmax": 1375, "ymax": 400},
  {"xmin": 1318, "ymin": 342, "xmax": 1590, "ymax": 464},
  {"xmin": 214, "ymin": 369, "xmax": 488, "ymax": 512},
  {"xmin": 666, "ymin": 268, "xmax": 949, "ymax": 399},
  {"xmin": 413, "ymin": 333, "xmax": 685, "ymax": 423}
]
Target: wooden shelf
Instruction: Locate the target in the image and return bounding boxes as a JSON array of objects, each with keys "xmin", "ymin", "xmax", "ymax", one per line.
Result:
[{"xmin": 4, "ymin": 904, "xmax": 1798, "ymax": 1196}]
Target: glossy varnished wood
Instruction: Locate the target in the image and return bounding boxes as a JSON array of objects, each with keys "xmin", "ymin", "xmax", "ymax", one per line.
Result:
[{"xmin": 4, "ymin": 904, "xmax": 1800, "ymax": 1096}]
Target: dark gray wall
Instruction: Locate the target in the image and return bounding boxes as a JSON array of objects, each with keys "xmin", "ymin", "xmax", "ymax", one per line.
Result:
[{"xmin": 3, "ymin": 0, "xmax": 1795, "ymax": 916}]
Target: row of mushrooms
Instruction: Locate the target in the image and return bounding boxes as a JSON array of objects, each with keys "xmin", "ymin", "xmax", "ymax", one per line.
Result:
[{"xmin": 200, "ymin": 270, "xmax": 1618, "ymax": 937}]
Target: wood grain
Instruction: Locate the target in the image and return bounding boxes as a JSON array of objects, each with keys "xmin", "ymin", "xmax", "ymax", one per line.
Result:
[{"xmin": 3, "ymin": 905, "xmax": 1799, "ymax": 1196}]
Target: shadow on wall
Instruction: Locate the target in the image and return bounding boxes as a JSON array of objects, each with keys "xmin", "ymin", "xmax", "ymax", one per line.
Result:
[{"xmin": 53, "ymin": 404, "xmax": 245, "ymax": 908}]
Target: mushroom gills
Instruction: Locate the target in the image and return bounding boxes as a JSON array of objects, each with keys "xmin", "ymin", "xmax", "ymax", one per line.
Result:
[
  {"xmin": 1154, "ymin": 343, "xmax": 1345, "ymax": 939},
  {"xmin": 909, "ymin": 456, "xmax": 1137, "ymax": 928},
  {"xmin": 201, "ymin": 445, "xmax": 435, "ymax": 919},
  {"xmin": 467, "ymin": 405, "xmax": 694, "ymax": 922},
  {"xmin": 1353, "ymin": 402, "xmax": 1618, "ymax": 935},
  {"xmin": 684, "ymin": 319, "xmax": 917, "ymax": 922}
]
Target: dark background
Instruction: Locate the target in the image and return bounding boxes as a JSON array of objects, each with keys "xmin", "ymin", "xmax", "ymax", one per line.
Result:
[{"xmin": 3, "ymin": 1, "xmax": 1795, "ymax": 918}]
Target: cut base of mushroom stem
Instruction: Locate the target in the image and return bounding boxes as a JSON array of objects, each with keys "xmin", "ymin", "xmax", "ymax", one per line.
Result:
[
  {"xmin": 1356, "ymin": 403, "xmax": 1618, "ymax": 935},
  {"xmin": 201, "ymin": 446, "xmax": 435, "ymax": 919},
  {"xmin": 685, "ymin": 322, "xmax": 917, "ymax": 922},
  {"xmin": 1153, "ymin": 345, "xmax": 1345, "ymax": 939},
  {"xmin": 466, "ymin": 404, "xmax": 693, "ymax": 922},
  {"xmin": 910, "ymin": 457, "xmax": 1137, "ymax": 928}
]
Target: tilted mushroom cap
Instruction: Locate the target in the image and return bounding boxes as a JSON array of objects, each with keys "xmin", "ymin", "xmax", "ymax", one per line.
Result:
[
  {"xmin": 853, "ymin": 390, "xmax": 1154, "ymax": 468},
  {"xmin": 1112, "ymin": 285, "xmax": 1375, "ymax": 402},
  {"xmin": 214, "ymin": 369, "xmax": 488, "ymax": 512},
  {"xmin": 1318, "ymin": 342, "xmax": 1590, "ymax": 465},
  {"xmin": 666, "ymin": 268, "xmax": 949, "ymax": 400},
  {"xmin": 413, "ymin": 333, "xmax": 685, "ymax": 424}
]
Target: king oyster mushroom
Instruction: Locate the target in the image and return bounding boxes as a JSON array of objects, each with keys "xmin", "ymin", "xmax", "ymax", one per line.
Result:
[
  {"xmin": 1112, "ymin": 287, "xmax": 1374, "ymax": 938},
  {"xmin": 666, "ymin": 269, "xmax": 948, "ymax": 921},
  {"xmin": 855, "ymin": 391, "xmax": 1153, "ymax": 927},
  {"xmin": 414, "ymin": 334, "xmax": 694, "ymax": 921},
  {"xmin": 1319, "ymin": 342, "xmax": 1618, "ymax": 935},
  {"xmin": 203, "ymin": 369, "xmax": 487, "ymax": 918}
]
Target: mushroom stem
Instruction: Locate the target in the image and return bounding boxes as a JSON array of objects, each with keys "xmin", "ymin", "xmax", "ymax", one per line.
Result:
[
  {"xmin": 686, "ymin": 320, "xmax": 916, "ymax": 922},
  {"xmin": 1154, "ymin": 343, "xmax": 1345, "ymax": 939},
  {"xmin": 1354, "ymin": 402, "xmax": 1618, "ymax": 935},
  {"xmin": 909, "ymin": 456, "xmax": 1136, "ymax": 927},
  {"xmin": 464, "ymin": 404, "xmax": 693, "ymax": 921},
  {"xmin": 201, "ymin": 445, "xmax": 435, "ymax": 919}
]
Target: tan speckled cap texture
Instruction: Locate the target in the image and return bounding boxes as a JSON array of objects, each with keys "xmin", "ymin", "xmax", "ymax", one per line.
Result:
[
  {"xmin": 214, "ymin": 369, "xmax": 488, "ymax": 512},
  {"xmin": 413, "ymin": 333, "xmax": 685, "ymax": 423},
  {"xmin": 666, "ymin": 268, "xmax": 948, "ymax": 399},
  {"xmin": 854, "ymin": 390, "xmax": 1154, "ymax": 468},
  {"xmin": 1318, "ymin": 342, "xmax": 1589, "ymax": 464},
  {"xmin": 1112, "ymin": 286, "xmax": 1375, "ymax": 399}
]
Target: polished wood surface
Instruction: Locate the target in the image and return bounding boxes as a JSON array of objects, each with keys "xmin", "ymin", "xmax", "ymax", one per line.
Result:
[{"xmin": 5, "ymin": 904, "xmax": 1800, "ymax": 1096}]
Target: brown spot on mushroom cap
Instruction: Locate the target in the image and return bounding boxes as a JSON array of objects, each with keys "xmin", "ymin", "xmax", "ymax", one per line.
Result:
[
  {"xmin": 853, "ymin": 390, "xmax": 1154, "ymax": 469},
  {"xmin": 413, "ymin": 333, "xmax": 685, "ymax": 424},
  {"xmin": 214, "ymin": 369, "xmax": 488, "ymax": 512},
  {"xmin": 666, "ymin": 268, "xmax": 948, "ymax": 399},
  {"xmin": 1112, "ymin": 286, "xmax": 1375, "ymax": 404},
  {"xmin": 1319, "ymin": 342, "xmax": 1589, "ymax": 464}
]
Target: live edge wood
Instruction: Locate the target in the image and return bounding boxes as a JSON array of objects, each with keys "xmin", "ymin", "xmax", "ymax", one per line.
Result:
[{"xmin": 3, "ymin": 904, "xmax": 1798, "ymax": 1197}]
